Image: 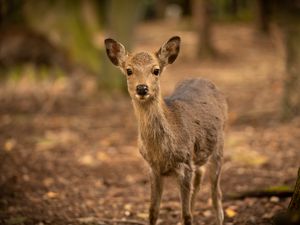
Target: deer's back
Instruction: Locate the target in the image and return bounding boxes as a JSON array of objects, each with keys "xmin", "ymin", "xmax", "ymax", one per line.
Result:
[
  {"xmin": 166, "ymin": 78, "xmax": 227, "ymax": 119},
  {"xmin": 165, "ymin": 78, "xmax": 227, "ymax": 166}
]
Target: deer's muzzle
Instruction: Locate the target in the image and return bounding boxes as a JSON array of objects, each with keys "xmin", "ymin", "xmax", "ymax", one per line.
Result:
[{"xmin": 136, "ymin": 84, "xmax": 149, "ymax": 96}]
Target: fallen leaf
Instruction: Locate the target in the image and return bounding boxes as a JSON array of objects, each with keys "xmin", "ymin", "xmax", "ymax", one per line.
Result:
[
  {"xmin": 45, "ymin": 191, "xmax": 58, "ymax": 199},
  {"xmin": 77, "ymin": 217, "xmax": 96, "ymax": 223},
  {"xmin": 124, "ymin": 211, "xmax": 131, "ymax": 216},
  {"xmin": 230, "ymin": 146, "xmax": 268, "ymax": 166},
  {"xmin": 124, "ymin": 203, "xmax": 132, "ymax": 210},
  {"xmin": 126, "ymin": 175, "xmax": 135, "ymax": 183},
  {"xmin": 225, "ymin": 208, "xmax": 237, "ymax": 218},
  {"xmin": 4, "ymin": 139, "xmax": 16, "ymax": 152},
  {"xmin": 43, "ymin": 178, "xmax": 54, "ymax": 187},
  {"xmin": 137, "ymin": 212, "xmax": 148, "ymax": 219},
  {"xmin": 97, "ymin": 151, "xmax": 109, "ymax": 161},
  {"xmin": 79, "ymin": 154, "xmax": 95, "ymax": 166},
  {"xmin": 270, "ymin": 196, "xmax": 280, "ymax": 203},
  {"xmin": 203, "ymin": 210, "xmax": 212, "ymax": 217},
  {"xmin": 36, "ymin": 138, "xmax": 57, "ymax": 151}
]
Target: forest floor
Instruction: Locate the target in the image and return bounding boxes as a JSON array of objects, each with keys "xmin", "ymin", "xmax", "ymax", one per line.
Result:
[{"xmin": 1, "ymin": 21, "xmax": 300, "ymax": 225}]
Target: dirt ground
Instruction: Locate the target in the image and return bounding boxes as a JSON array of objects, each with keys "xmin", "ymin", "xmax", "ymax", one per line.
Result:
[{"xmin": 1, "ymin": 21, "xmax": 300, "ymax": 225}]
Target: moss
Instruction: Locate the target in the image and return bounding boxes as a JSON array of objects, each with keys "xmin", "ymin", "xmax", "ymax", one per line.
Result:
[
  {"xmin": 5, "ymin": 216, "xmax": 27, "ymax": 225},
  {"xmin": 267, "ymin": 186, "xmax": 293, "ymax": 192}
]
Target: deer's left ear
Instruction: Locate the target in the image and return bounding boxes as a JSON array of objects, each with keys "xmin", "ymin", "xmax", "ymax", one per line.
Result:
[
  {"xmin": 104, "ymin": 38, "xmax": 127, "ymax": 66},
  {"xmin": 156, "ymin": 36, "xmax": 180, "ymax": 67}
]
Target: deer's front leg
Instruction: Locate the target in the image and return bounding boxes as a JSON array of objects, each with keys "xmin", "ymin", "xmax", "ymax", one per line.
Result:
[
  {"xmin": 176, "ymin": 164, "xmax": 193, "ymax": 225},
  {"xmin": 149, "ymin": 170, "xmax": 163, "ymax": 225}
]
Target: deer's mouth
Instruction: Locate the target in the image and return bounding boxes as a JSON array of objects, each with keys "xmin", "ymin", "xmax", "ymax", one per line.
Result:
[{"xmin": 135, "ymin": 94, "xmax": 150, "ymax": 101}]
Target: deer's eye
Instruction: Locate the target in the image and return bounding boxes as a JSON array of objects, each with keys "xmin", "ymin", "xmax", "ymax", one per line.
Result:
[
  {"xmin": 153, "ymin": 68, "xmax": 160, "ymax": 76},
  {"xmin": 126, "ymin": 68, "xmax": 133, "ymax": 76}
]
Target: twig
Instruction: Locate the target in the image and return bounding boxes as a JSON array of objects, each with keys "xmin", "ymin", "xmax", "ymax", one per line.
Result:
[
  {"xmin": 99, "ymin": 219, "xmax": 147, "ymax": 225},
  {"xmin": 77, "ymin": 217, "xmax": 147, "ymax": 225}
]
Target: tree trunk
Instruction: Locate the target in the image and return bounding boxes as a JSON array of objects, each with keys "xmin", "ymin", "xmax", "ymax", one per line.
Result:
[
  {"xmin": 289, "ymin": 168, "xmax": 300, "ymax": 211},
  {"xmin": 254, "ymin": 0, "xmax": 271, "ymax": 35},
  {"xmin": 281, "ymin": 25, "xmax": 300, "ymax": 119},
  {"xmin": 230, "ymin": 0, "xmax": 238, "ymax": 16},
  {"xmin": 154, "ymin": 0, "xmax": 167, "ymax": 19},
  {"xmin": 99, "ymin": 0, "xmax": 143, "ymax": 92},
  {"xmin": 273, "ymin": 168, "xmax": 300, "ymax": 225},
  {"xmin": 0, "ymin": 0, "xmax": 25, "ymax": 28},
  {"xmin": 273, "ymin": 1, "xmax": 300, "ymax": 120},
  {"xmin": 192, "ymin": 0, "xmax": 216, "ymax": 59}
]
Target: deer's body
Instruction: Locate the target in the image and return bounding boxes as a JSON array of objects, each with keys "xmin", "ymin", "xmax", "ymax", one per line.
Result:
[
  {"xmin": 136, "ymin": 78, "xmax": 226, "ymax": 174},
  {"xmin": 105, "ymin": 37, "xmax": 227, "ymax": 225}
]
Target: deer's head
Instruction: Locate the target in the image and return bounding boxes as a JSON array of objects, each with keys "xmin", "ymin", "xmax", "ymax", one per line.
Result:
[{"xmin": 104, "ymin": 36, "xmax": 180, "ymax": 103}]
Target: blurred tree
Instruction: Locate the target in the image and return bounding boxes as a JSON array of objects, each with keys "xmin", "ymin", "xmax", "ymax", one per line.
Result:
[
  {"xmin": 254, "ymin": 0, "xmax": 271, "ymax": 35},
  {"xmin": 273, "ymin": 0, "xmax": 300, "ymax": 120},
  {"xmin": 0, "ymin": 0, "xmax": 24, "ymax": 27},
  {"xmin": 180, "ymin": 0, "xmax": 192, "ymax": 16},
  {"xmin": 213, "ymin": 0, "xmax": 252, "ymax": 22},
  {"xmin": 0, "ymin": 0, "xmax": 70, "ymax": 72},
  {"xmin": 192, "ymin": 0, "xmax": 216, "ymax": 59},
  {"xmin": 99, "ymin": 0, "xmax": 143, "ymax": 91},
  {"xmin": 229, "ymin": 0, "xmax": 238, "ymax": 16},
  {"xmin": 154, "ymin": 0, "xmax": 167, "ymax": 19}
]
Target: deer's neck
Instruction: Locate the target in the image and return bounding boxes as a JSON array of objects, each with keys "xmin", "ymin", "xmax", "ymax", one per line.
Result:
[{"xmin": 133, "ymin": 95, "xmax": 173, "ymax": 145}]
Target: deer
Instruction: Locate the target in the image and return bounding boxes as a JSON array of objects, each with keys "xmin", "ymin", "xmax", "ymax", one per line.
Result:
[{"xmin": 104, "ymin": 36, "xmax": 227, "ymax": 225}]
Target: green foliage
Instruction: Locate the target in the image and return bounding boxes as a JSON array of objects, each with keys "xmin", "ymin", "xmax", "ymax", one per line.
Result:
[
  {"xmin": 25, "ymin": 0, "xmax": 101, "ymax": 74},
  {"xmin": 2, "ymin": 65, "xmax": 65, "ymax": 82},
  {"xmin": 213, "ymin": 0, "xmax": 254, "ymax": 22}
]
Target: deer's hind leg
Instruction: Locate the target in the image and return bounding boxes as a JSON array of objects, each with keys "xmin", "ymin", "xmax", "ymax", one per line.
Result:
[
  {"xmin": 191, "ymin": 166, "xmax": 205, "ymax": 213},
  {"xmin": 208, "ymin": 147, "xmax": 224, "ymax": 225},
  {"xmin": 176, "ymin": 163, "xmax": 193, "ymax": 225}
]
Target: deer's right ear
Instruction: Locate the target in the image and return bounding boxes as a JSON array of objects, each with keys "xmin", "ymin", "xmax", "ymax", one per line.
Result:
[
  {"xmin": 104, "ymin": 38, "xmax": 126, "ymax": 66},
  {"xmin": 156, "ymin": 36, "xmax": 180, "ymax": 67}
]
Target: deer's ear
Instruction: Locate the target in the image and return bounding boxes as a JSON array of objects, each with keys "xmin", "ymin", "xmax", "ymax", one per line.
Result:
[
  {"xmin": 104, "ymin": 38, "xmax": 126, "ymax": 66},
  {"xmin": 156, "ymin": 36, "xmax": 180, "ymax": 66}
]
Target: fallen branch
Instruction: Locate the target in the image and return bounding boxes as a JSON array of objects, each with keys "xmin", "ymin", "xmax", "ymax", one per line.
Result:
[
  {"xmin": 100, "ymin": 219, "xmax": 147, "ymax": 225},
  {"xmin": 224, "ymin": 185, "xmax": 293, "ymax": 200},
  {"xmin": 105, "ymin": 220, "xmax": 147, "ymax": 225},
  {"xmin": 77, "ymin": 217, "xmax": 147, "ymax": 225}
]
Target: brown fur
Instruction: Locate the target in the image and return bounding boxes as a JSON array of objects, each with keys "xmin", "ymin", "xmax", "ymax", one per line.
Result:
[{"xmin": 104, "ymin": 36, "xmax": 227, "ymax": 225}]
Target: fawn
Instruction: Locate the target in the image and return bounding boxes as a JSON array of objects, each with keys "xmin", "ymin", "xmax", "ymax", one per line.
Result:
[{"xmin": 104, "ymin": 36, "xmax": 227, "ymax": 225}]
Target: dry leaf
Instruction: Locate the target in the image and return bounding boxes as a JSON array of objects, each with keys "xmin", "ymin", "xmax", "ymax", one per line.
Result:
[
  {"xmin": 97, "ymin": 152, "xmax": 109, "ymax": 161},
  {"xmin": 45, "ymin": 191, "xmax": 58, "ymax": 199},
  {"xmin": 137, "ymin": 212, "xmax": 148, "ymax": 219},
  {"xmin": 225, "ymin": 208, "xmax": 237, "ymax": 218},
  {"xmin": 36, "ymin": 139, "xmax": 57, "ymax": 151},
  {"xmin": 270, "ymin": 196, "xmax": 280, "ymax": 203},
  {"xmin": 203, "ymin": 210, "xmax": 212, "ymax": 217},
  {"xmin": 230, "ymin": 146, "xmax": 268, "ymax": 166},
  {"xmin": 124, "ymin": 203, "xmax": 132, "ymax": 210},
  {"xmin": 4, "ymin": 139, "xmax": 16, "ymax": 152},
  {"xmin": 43, "ymin": 178, "xmax": 54, "ymax": 187},
  {"xmin": 124, "ymin": 211, "xmax": 131, "ymax": 216},
  {"xmin": 79, "ymin": 154, "xmax": 95, "ymax": 165},
  {"xmin": 77, "ymin": 217, "xmax": 96, "ymax": 223}
]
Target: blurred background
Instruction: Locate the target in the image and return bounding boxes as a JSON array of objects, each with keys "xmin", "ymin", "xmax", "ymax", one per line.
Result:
[{"xmin": 0, "ymin": 0, "xmax": 300, "ymax": 225}]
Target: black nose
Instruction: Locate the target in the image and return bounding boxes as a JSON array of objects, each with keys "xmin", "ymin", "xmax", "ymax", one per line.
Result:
[{"xmin": 136, "ymin": 84, "xmax": 148, "ymax": 96}]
